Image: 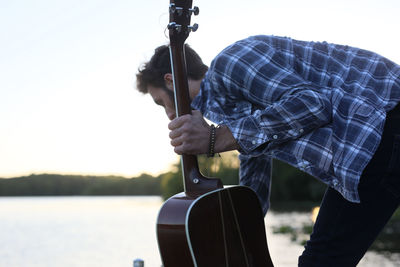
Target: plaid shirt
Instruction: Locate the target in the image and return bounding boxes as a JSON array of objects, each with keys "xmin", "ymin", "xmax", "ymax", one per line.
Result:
[{"xmin": 191, "ymin": 35, "xmax": 400, "ymax": 214}]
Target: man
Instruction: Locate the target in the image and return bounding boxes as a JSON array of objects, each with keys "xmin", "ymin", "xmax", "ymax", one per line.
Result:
[{"xmin": 136, "ymin": 35, "xmax": 400, "ymax": 266}]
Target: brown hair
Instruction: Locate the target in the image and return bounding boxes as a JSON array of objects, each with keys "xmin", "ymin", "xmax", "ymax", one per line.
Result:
[{"xmin": 136, "ymin": 44, "xmax": 208, "ymax": 94}]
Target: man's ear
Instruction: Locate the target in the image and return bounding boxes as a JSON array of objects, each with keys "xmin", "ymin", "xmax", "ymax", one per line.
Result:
[{"xmin": 163, "ymin": 73, "xmax": 174, "ymax": 90}]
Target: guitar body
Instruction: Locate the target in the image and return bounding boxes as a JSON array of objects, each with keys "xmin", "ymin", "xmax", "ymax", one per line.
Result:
[
  {"xmin": 157, "ymin": 192, "xmax": 197, "ymax": 267},
  {"xmin": 156, "ymin": 1, "xmax": 275, "ymax": 266},
  {"xmin": 157, "ymin": 186, "xmax": 274, "ymax": 267}
]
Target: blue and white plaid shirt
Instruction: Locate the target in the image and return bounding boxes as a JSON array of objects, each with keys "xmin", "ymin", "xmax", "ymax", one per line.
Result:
[{"xmin": 191, "ymin": 35, "xmax": 400, "ymax": 214}]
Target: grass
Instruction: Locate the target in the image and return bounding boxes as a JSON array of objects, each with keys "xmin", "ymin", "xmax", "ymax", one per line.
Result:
[{"xmin": 271, "ymin": 204, "xmax": 400, "ymax": 253}]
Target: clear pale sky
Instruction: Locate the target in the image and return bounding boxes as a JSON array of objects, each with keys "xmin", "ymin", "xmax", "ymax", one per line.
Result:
[{"xmin": 0, "ymin": 0, "xmax": 399, "ymax": 178}]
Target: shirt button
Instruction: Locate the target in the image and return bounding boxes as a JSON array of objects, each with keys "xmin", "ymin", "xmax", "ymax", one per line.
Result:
[
  {"xmin": 299, "ymin": 129, "xmax": 304, "ymax": 133},
  {"xmin": 273, "ymin": 135, "xmax": 278, "ymax": 139},
  {"xmin": 252, "ymin": 140, "xmax": 256, "ymax": 145}
]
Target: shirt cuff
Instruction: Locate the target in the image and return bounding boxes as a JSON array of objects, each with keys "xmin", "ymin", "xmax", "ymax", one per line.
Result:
[{"xmin": 225, "ymin": 115, "xmax": 270, "ymax": 155}]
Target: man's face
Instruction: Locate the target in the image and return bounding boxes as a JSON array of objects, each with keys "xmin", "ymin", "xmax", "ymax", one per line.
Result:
[{"xmin": 148, "ymin": 84, "xmax": 176, "ymax": 121}]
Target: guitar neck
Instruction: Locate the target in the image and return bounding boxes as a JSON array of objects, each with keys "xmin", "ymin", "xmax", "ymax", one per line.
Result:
[
  {"xmin": 169, "ymin": 43, "xmax": 192, "ymax": 117},
  {"xmin": 169, "ymin": 44, "xmax": 220, "ymax": 194},
  {"xmin": 168, "ymin": 0, "xmax": 222, "ymax": 195}
]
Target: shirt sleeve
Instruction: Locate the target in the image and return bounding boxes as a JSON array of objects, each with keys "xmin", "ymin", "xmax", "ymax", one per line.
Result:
[
  {"xmin": 211, "ymin": 37, "xmax": 332, "ymax": 156},
  {"xmin": 226, "ymin": 87, "xmax": 332, "ymax": 155}
]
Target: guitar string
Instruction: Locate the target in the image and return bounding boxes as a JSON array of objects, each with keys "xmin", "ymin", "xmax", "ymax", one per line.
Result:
[
  {"xmin": 227, "ymin": 190, "xmax": 250, "ymax": 267},
  {"xmin": 218, "ymin": 191, "xmax": 230, "ymax": 267}
]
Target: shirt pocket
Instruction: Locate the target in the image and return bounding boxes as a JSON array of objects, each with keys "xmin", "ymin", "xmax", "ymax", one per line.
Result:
[
  {"xmin": 224, "ymin": 100, "xmax": 253, "ymax": 120},
  {"xmin": 332, "ymin": 89, "xmax": 377, "ymax": 118}
]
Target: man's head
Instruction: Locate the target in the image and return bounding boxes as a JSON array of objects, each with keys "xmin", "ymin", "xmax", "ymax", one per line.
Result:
[
  {"xmin": 136, "ymin": 44, "xmax": 208, "ymax": 94},
  {"xmin": 136, "ymin": 44, "xmax": 208, "ymax": 120}
]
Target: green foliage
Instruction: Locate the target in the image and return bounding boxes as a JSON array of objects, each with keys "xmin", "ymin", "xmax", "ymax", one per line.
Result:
[
  {"xmin": 270, "ymin": 159, "xmax": 326, "ymax": 203},
  {"xmin": 159, "ymin": 152, "xmax": 240, "ymax": 200},
  {"xmin": 272, "ymin": 224, "xmax": 309, "ymax": 243},
  {"xmin": 157, "ymin": 152, "xmax": 326, "ymax": 203},
  {"xmin": 198, "ymin": 152, "xmax": 240, "ymax": 186},
  {"xmin": 0, "ymin": 173, "xmax": 161, "ymax": 196},
  {"xmin": 0, "ymin": 154, "xmax": 326, "ymax": 202},
  {"xmin": 273, "ymin": 225, "xmax": 295, "ymax": 234},
  {"xmin": 159, "ymin": 166, "xmax": 183, "ymax": 200}
]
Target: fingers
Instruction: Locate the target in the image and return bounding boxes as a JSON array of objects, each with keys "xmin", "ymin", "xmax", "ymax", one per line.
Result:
[
  {"xmin": 168, "ymin": 114, "xmax": 190, "ymax": 130},
  {"xmin": 167, "ymin": 111, "xmax": 210, "ymax": 155},
  {"xmin": 168, "ymin": 114, "xmax": 189, "ymax": 141},
  {"xmin": 168, "ymin": 115, "xmax": 189, "ymax": 154},
  {"xmin": 167, "ymin": 110, "xmax": 203, "ymax": 131},
  {"xmin": 173, "ymin": 142, "xmax": 192, "ymax": 155},
  {"xmin": 172, "ymin": 135, "xmax": 205, "ymax": 155}
]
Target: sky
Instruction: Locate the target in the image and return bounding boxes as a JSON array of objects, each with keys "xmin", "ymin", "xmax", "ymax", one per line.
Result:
[{"xmin": 0, "ymin": 0, "xmax": 399, "ymax": 178}]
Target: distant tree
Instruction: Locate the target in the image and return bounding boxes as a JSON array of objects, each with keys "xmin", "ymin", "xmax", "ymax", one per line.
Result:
[
  {"xmin": 0, "ymin": 155, "xmax": 326, "ymax": 204},
  {"xmin": 0, "ymin": 173, "xmax": 161, "ymax": 196},
  {"xmin": 270, "ymin": 160, "xmax": 326, "ymax": 203},
  {"xmin": 159, "ymin": 166, "xmax": 183, "ymax": 200},
  {"xmin": 159, "ymin": 151, "xmax": 240, "ymax": 200},
  {"xmin": 125, "ymin": 174, "xmax": 161, "ymax": 195},
  {"xmin": 198, "ymin": 152, "xmax": 240, "ymax": 185}
]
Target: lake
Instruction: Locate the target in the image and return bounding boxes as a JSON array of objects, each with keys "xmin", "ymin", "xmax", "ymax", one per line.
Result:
[{"xmin": 0, "ymin": 196, "xmax": 398, "ymax": 266}]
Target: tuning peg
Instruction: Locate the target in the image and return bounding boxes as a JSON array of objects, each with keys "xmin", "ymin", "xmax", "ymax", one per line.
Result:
[
  {"xmin": 168, "ymin": 22, "xmax": 182, "ymax": 33},
  {"xmin": 189, "ymin": 6, "xmax": 199, "ymax": 16},
  {"xmin": 169, "ymin": 3, "xmax": 183, "ymax": 16},
  {"xmin": 188, "ymin": 23, "xmax": 199, "ymax": 32}
]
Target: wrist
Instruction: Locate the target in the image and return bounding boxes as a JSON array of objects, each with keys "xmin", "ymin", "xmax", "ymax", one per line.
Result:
[
  {"xmin": 207, "ymin": 124, "xmax": 217, "ymax": 157},
  {"xmin": 214, "ymin": 124, "xmax": 240, "ymax": 153}
]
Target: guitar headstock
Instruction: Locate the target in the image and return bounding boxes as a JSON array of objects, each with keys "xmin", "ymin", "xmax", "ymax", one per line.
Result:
[{"xmin": 168, "ymin": 0, "xmax": 199, "ymax": 46}]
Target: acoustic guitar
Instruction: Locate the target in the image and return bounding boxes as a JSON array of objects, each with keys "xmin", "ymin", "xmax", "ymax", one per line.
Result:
[{"xmin": 156, "ymin": 1, "xmax": 274, "ymax": 266}]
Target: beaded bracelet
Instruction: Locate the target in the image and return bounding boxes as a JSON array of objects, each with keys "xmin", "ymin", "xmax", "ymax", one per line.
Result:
[{"xmin": 207, "ymin": 124, "xmax": 217, "ymax": 157}]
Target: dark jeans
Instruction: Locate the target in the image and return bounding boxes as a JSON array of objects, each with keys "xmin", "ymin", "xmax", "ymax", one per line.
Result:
[{"xmin": 298, "ymin": 104, "xmax": 400, "ymax": 267}]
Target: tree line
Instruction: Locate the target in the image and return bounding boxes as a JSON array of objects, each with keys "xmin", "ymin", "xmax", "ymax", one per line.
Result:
[
  {"xmin": 0, "ymin": 173, "xmax": 161, "ymax": 196},
  {"xmin": 0, "ymin": 152, "xmax": 327, "ymax": 205}
]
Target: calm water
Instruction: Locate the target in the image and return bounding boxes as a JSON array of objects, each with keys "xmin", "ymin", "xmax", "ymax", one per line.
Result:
[{"xmin": 0, "ymin": 196, "xmax": 398, "ymax": 267}]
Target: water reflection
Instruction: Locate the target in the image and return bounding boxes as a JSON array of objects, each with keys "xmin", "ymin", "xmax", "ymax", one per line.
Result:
[
  {"xmin": 266, "ymin": 207, "xmax": 400, "ymax": 267},
  {"xmin": 0, "ymin": 196, "xmax": 398, "ymax": 266},
  {"xmin": 310, "ymin": 206, "xmax": 320, "ymax": 223}
]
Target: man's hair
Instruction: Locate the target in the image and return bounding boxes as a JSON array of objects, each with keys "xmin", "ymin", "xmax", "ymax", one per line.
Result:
[{"xmin": 136, "ymin": 44, "xmax": 208, "ymax": 94}]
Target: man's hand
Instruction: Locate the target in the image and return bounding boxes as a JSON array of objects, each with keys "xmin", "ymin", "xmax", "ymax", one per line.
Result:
[
  {"xmin": 168, "ymin": 110, "xmax": 210, "ymax": 155},
  {"xmin": 168, "ymin": 110, "xmax": 240, "ymax": 155}
]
